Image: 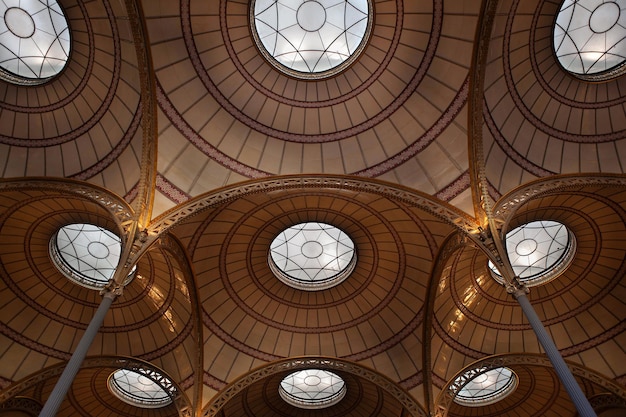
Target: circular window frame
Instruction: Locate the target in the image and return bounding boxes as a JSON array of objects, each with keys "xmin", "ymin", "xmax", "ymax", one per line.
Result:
[
  {"xmin": 488, "ymin": 220, "xmax": 576, "ymax": 287},
  {"xmin": 268, "ymin": 222, "xmax": 357, "ymax": 291},
  {"xmin": 0, "ymin": 0, "xmax": 72, "ymax": 85},
  {"xmin": 552, "ymin": 0, "xmax": 626, "ymax": 81},
  {"xmin": 451, "ymin": 366, "xmax": 518, "ymax": 407},
  {"xmin": 49, "ymin": 223, "xmax": 135, "ymax": 290},
  {"xmin": 250, "ymin": 0, "xmax": 374, "ymax": 79},
  {"xmin": 107, "ymin": 367, "xmax": 176, "ymax": 409},
  {"xmin": 279, "ymin": 369, "xmax": 347, "ymax": 409}
]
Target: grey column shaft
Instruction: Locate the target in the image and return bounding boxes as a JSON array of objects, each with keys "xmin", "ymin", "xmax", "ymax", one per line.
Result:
[
  {"xmin": 39, "ymin": 292, "xmax": 116, "ymax": 417},
  {"xmin": 514, "ymin": 291, "xmax": 597, "ymax": 417}
]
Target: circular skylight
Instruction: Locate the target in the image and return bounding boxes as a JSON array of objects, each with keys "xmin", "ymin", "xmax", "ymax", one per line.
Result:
[
  {"xmin": 452, "ymin": 367, "xmax": 518, "ymax": 407},
  {"xmin": 251, "ymin": 0, "xmax": 372, "ymax": 78},
  {"xmin": 269, "ymin": 222, "xmax": 356, "ymax": 291},
  {"xmin": 0, "ymin": 0, "xmax": 71, "ymax": 83},
  {"xmin": 553, "ymin": 0, "xmax": 626, "ymax": 80},
  {"xmin": 50, "ymin": 223, "xmax": 135, "ymax": 290},
  {"xmin": 488, "ymin": 220, "xmax": 576, "ymax": 287},
  {"xmin": 108, "ymin": 368, "xmax": 175, "ymax": 408},
  {"xmin": 279, "ymin": 369, "xmax": 346, "ymax": 409}
]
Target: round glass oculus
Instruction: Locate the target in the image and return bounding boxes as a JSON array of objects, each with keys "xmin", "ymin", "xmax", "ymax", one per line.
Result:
[
  {"xmin": 279, "ymin": 369, "xmax": 346, "ymax": 409},
  {"xmin": 488, "ymin": 220, "xmax": 576, "ymax": 287},
  {"xmin": 251, "ymin": 0, "xmax": 372, "ymax": 78},
  {"xmin": 452, "ymin": 367, "xmax": 518, "ymax": 407},
  {"xmin": 108, "ymin": 368, "xmax": 175, "ymax": 408},
  {"xmin": 0, "ymin": 0, "xmax": 71, "ymax": 83},
  {"xmin": 269, "ymin": 222, "xmax": 356, "ymax": 291},
  {"xmin": 50, "ymin": 223, "xmax": 135, "ymax": 290},
  {"xmin": 553, "ymin": 0, "xmax": 626, "ymax": 80}
]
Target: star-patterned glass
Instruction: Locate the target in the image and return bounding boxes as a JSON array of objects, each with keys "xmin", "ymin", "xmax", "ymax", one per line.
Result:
[
  {"xmin": 554, "ymin": 0, "xmax": 626, "ymax": 80},
  {"xmin": 251, "ymin": 0, "xmax": 371, "ymax": 78},
  {"xmin": 452, "ymin": 367, "xmax": 518, "ymax": 407},
  {"xmin": 50, "ymin": 223, "xmax": 135, "ymax": 290},
  {"xmin": 488, "ymin": 220, "xmax": 576, "ymax": 287},
  {"xmin": 108, "ymin": 368, "xmax": 175, "ymax": 408},
  {"xmin": 269, "ymin": 222, "xmax": 356, "ymax": 291},
  {"xmin": 279, "ymin": 369, "xmax": 346, "ymax": 409},
  {"xmin": 0, "ymin": 0, "xmax": 71, "ymax": 83}
]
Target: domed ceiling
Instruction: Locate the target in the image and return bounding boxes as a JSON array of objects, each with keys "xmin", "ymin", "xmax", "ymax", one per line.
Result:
[{"xmin": 0, "ymin": 0, "xmax": 625, "ymax": 416}]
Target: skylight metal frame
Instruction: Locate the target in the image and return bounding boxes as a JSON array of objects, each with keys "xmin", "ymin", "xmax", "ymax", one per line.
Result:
[
  {"xmin": 0, "ymin": 0, "xmax": 71, "ymax": 84},
  {"xmin": 250, "ymin": 0, "xmax": 373, "ymax": 79},
  {"xmin": 269, "ymin": 222, "xmax": 356, "ymax": 291},
  {"xmin": 553, "ymin": 0, "xmax": 626, "ymax": 81}
]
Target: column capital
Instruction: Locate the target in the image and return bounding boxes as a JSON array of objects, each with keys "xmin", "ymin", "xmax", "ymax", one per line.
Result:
[
  {"xmin": 505, "ymin": 277, "xmax": 529, "ymax": 299},
  {"xmin": 100, "ymin": 279, "xmax": 124, "ymax": 298}
]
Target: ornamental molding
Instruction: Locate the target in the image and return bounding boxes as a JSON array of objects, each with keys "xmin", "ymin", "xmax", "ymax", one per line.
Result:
[
  {"xmin": 492, "ymin": 174, "xmax": 626, "ymax": 232},
  {"xmin": 0, "ymin": 396, "xmax": 41, "ymax": 416},
  {"xmin": 149, "ymin": 176, "xmax": 478, "ymax": 238},
  {"xmin": 0, "ymin": 178, "xmax": 135, "ymax": 238},
  {"xmin": 202, "ymin": 357, "xmax": 428, "ymax": 417},
  {"xmin": 433, "ymin": 353, "xmax": 626, "ymax": 417},
  {"xmin": 0, "ymin": 356, "xmax": 192, "ymax": 416}
]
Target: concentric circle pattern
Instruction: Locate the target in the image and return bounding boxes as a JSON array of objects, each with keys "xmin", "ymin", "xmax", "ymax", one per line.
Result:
[{"xmin": 2, "ymin": 0, "xmax": 626, "ymax": 416}]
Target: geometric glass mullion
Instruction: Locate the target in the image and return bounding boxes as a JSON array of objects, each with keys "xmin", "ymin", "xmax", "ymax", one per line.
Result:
[
  {"xmin": 0, "ymin": 0, "xmax": 71, "ymax": 84},
  {"xmin": 487, "ymin": 220, "xmax": 576, "ymax": 287},
  {"xmin": 452, "ymin": 367, "xmax": 518, "ymax": 407},
  {"xmin": 279, "ymin": 369, "xmax": 346, "ymax": 409},
  {"xmin": 251, "ymin": 0, "xmax": 372, "ymax": 79},
  {"xmin": 50, "ymin": 223, "xmax": 135, "ymax": 290},
  {"xmin": 553, "ymin": 0, "xmax": 626, "ymax": 80},
  {"xmin": 269, "ymin": 222, "xmax": 356, "ymax": 291},
  {"xmin": 108, "ymin": 368, "xmax": 176, "ymax": 409}
]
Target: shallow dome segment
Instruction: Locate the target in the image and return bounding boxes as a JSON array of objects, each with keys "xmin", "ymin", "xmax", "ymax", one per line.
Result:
[
  {"xmin": 251, "ymin": 0, "xmax": 372, "ymax": 78},
  {"xmin": 553, "ymin": 0, "xmax": 626, "ymax": 80},
  {"xmin": 0, "ymin": 0, "xmax": 71, "ymax": 83},
  {"xmin": 279, "ymin": 369, "xmax": 346, "ymax": 409},
  {"xmin": 269, "ymin": 222, "xmax": 356, "ymax": 291}
]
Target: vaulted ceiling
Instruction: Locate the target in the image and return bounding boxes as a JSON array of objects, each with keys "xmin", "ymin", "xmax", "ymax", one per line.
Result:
[{"xmin": 0, "ymin": 0, "xmax": 625, "ymax": 416}]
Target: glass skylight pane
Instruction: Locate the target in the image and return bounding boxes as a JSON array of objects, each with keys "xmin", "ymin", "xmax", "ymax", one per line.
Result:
[
  {"xmin": 452, "ymin": 367, "xmax": 517, "ymax": 407},
  {"xmin": 487, "ymin": 220, "xmax": 576, "ymax": 287},
  {"xmin": 251, "ymin": 0, "xmax": 371, "ymax": 78},
  {"xmin": 279, "ymin": 369, "xmax": 346, "ymax": 409},
  {"xmin": 269, "ymin": 222, "xmax": 356, "ymax": 291},
  {"xmin": 0, "ymin": 0, "xmax": 70, "ymax": 83},
  {"xmin": 50, "ymin": 223, "xmax": 135, "ymax": 290},
  {"xmin": 554, "ymin": 0, "xmax": 626, "ymax": 79},
  {"xmin": 108, "ymin": 368, "xmax": 175, "ymax": 408}
]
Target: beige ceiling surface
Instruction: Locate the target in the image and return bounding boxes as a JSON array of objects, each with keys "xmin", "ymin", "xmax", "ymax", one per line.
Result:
[
  {"xmin": 0, "ymin": 0, "xmax": 625, "ymax": 416},
  {"xmin": 0, "ymin": 0, "xmax": 145, "ymax": 201},
  {"xmin": 482, "ymin": 0, "xmax": 626, "ymax": 199},
  {"xmin": 144, "ymin": 0, "xmax": 480, "ymax": 216}
]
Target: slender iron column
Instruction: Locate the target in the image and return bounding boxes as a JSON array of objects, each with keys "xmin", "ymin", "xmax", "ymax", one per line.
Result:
[
  {"xmin": 509, "ymin": 284, "xmax": 597, "ymax": 417},
  {"xmin": 39, "ymin": 288, "xmax": 120, "ymax": 417}
]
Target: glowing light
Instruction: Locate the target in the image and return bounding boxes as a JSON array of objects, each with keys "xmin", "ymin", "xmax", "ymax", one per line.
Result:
[
  {"xmin": 554, "ymin": 0, "xmax": 626, "ymax": 79},
  {"xmin": 251, "ymin": 0, "xmax": 372, "ymax": 78},
  {"xmin": 279, "ymin": 369, "xmax": 346, "ymax": 409}
]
